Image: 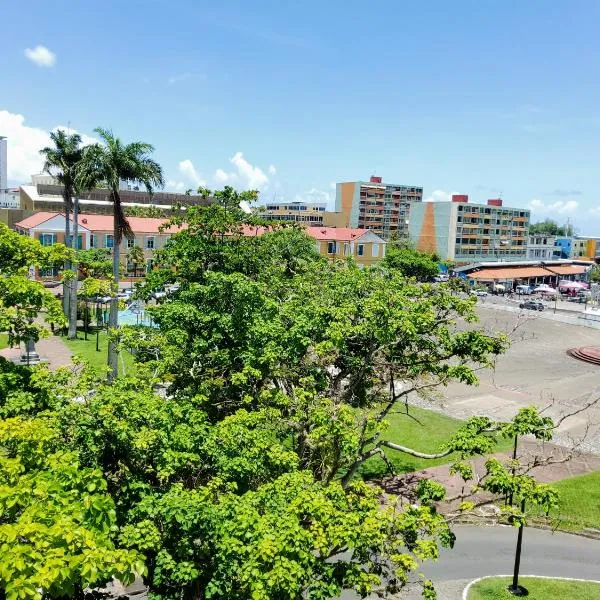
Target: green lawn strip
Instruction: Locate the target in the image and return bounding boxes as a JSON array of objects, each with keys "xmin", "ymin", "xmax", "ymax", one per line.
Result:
[
  {"xmin": 0, "ymin": 334, "xmax": 9, "ymax": 350},
  {"xmin": 359, "ymin": 405, "xmax": 513, "ymax": 479},
  {"xmin": 62, "ymin": 328, "xmax": 136, "ymax": 375},
  {"xmin": 468, "ymin": 576, "xmax": 600, "ymax": 599},
  {"xmin": 535, "ymin": 472, "xmax": 600, "ymax": 532}
]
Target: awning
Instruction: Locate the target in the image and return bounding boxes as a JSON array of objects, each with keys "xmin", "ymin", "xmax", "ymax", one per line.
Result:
[{"xmin": 468, "ymin": 267, "xmax": 552, "ymax": 281}]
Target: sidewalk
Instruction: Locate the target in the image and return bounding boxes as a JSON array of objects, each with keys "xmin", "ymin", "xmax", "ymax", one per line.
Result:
[
  {"xmin": 0, "ymin": 334, "xmax": 73, "ymax": 369},
  {"xmin": 381, "ymin": 439, "xmax": 600, "ymax": 515}
]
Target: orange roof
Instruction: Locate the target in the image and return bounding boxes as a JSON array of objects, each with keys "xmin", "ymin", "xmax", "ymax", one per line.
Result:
[
  {"xmin": 543, "ymin": 265, "xmax": 588, "ymax": 275},
  {"xmin": 306, "ymin": 227, "xmax": 371, "ymax": 241},
  {"xmin": 468, "ymin": 267, "xmax": 552, "ymax": 280},
  {"xmin": 15, "ymin": 212, "xmax": 183, "ymax": 234},
  {"xmin": 14, "ymin": 212, "xmax": 58, "ymax": 229}
]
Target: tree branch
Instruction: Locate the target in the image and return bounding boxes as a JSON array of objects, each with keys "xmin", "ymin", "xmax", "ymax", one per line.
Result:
[{"xmin": 380, "ymin": 440, "xmax": 452, "ymax": 459}]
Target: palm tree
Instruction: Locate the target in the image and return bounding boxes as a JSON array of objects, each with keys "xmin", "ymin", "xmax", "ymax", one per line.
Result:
[
  {"xmin": 77, "ymin": 128, "xmax": 164, "ymax": 381},
  {"xmin": 127, "ymin": 244, "xmax": 145, "ymax": 278},
  {"xmin": 40, "ymin": 130, "xmax": 84, "ymax": 339}
]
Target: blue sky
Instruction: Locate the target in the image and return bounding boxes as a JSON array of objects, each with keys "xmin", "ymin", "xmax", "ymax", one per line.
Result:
[{"xmin": 2, "ymin": 0, "xmax": 600, "ymax": 232}]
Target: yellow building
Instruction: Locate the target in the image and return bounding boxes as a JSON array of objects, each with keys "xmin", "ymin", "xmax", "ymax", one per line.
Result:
[
  {"xmin": 572, "ymin": 238, "xmax": 597, "ymax": 260},
  {"xmin": 306, "ymin": 226, "xmax": 387, "ymax": 266},
  {"xmin": 259, "ymin": 201, "xmax": 346, "ymax": 228}
]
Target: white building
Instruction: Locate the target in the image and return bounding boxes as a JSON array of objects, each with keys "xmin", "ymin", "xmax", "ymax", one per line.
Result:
[
  {"xmin": 527, "ymin": 234, "xmax": 558, "ymax": 260},
  {"xmin": 0, "ymin": 137, "xmax": 20, "ymax": 208}
]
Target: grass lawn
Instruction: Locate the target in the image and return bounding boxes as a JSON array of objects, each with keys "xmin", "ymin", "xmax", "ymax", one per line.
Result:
[
  {"xmin": 62, "ymin": 328, "xmax": 136, "ymax": 375},
  {"xmin": 0, "ymin": 333, "xmax": 9, "ymax": 350},
  {"xmin": 358, "ymin": 405, "xmax": 513, "ymax": 479},
  {"xmin": 540, "ymin": 472, "xmax": 600, "ymax": 532},
  {"xmin": 468, "ymin": 576, "xmax": 600, "ymax": 599}
]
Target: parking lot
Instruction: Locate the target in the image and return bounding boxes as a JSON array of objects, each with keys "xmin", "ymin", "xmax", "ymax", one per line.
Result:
[{"xmin": 422, "ymin": 305, "xmax": 600, "ymax": 452}]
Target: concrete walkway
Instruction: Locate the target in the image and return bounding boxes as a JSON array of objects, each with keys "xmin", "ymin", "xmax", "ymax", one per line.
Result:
[
  {"xmin": 381, "ymin": 439, "xmax": 600, "ymax": 514},
  {"xmin": 0, "ymin": 334, "xmax": 73, "ymax": 369}
]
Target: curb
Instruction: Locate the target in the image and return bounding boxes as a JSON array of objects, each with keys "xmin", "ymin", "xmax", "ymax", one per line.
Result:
[{"xmin": 462, "ymin": 574, "xmax": 600, "ymax": 600}]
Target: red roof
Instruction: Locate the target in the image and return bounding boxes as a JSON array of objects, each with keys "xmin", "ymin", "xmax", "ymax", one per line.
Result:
[
  {"xmin": 306, "ymin": 227, "xmax": 371, "ymax": 241},
  {"xmin": 15, "ymin": 212, "xmax": 183, "ymax": 234},
  {"xmin": 14, "ymin": 212, "xmax": 57, "ymax": 229}
]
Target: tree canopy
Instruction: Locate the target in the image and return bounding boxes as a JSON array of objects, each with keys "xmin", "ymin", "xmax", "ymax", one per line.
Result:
[
  {"xmin": 528, "ymin": 218, "xmax": 574, "ymax": 237},
  {"xmin": 382, "ymin": 242, "xmax": 440, "ymax": 281},
  {"xmin": 0, "ymin": 188, "xmax": 562, "ymax": 600}
]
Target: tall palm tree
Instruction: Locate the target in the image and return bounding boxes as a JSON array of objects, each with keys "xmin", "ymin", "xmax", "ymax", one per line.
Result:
[
  {"xmin": 78, "ymin": 128, "xmax": 164, "ymax": 381},
  {"xmin": 40, "ymin": 130, "xmax": 84, "ymax": 339}
]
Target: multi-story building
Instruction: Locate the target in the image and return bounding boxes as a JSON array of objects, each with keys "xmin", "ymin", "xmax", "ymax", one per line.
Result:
[
  {"xmin": 19, "ymin": 177, "xmax": 213, "ymax": 215},
  {"xmin": 335, "ymin": 176, "xmax": 423, "ymax": 239},
  {"xmin": 16, "ymin": 213, "xmax": 388, "ymax": 279},
  {"xmin": 258, "ymin": 201, "xmax": 347, "ymax": 227},
  {"xmin": 527, "ymin": 234, "xmax": 559, "ymax": 260},
  {"xmin": 572, "ymin": 237, "xmax": 598, "ymax": 260},
  {"xmin": 408, "ymin": 195, "xmax": 530, "ymax": 263}
]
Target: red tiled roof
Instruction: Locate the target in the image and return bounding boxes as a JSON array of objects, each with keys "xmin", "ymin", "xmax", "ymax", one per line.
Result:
[
  {"xmin": 306, "ymin": 227, "xmax": 370, "ymax": 241},
  {"xmin": 544, "ymin": 265, "xmax": 588, "ymax": 275},
  {"xmin": 15, "ymin": 212, "xmax": 184, "ymax": 234},
  {"xmin": 14, "ymin": 212, "xmax": 57, "ymax": 229}
]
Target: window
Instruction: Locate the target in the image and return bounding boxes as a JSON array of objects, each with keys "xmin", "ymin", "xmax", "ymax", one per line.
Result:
[
  {"xmin": 90, "ymin": 234, "xmax": 96, "ymax": 248},
  {"xmin": 327, "ymin": 241, "xmax": 336, "ymax": 254},
  {"xmin": 127, "ymin": 237, "xmax": 135, "ymax": 249},
  {"xmin": 343, "ymin": 242, "xmax": 350, "ymax": 255},
  {"xmin": 145, "ymin": 236, "xmax": 155, "ymax": 250},
  {"xmin": 372, "ymin": 243, "xmax": 379, "ymax": 258},
  {"xmin": 105, "ymin": 234, "xmax": 114, "ymax": 249},
  {"xmin": 75, "ymin": 234, "xmax": 83, "ymax": 250},
  {"xmin": 357, "ymin": 244, "xmax": 364, "ymax": 257},
  {"xmin": 39, "ymin": 266, "xmax": 60, "ymax": 277},
  {"xmin": 40, "ymin": 233, "xmax": 56, "ymax": 246},
  {"xmin": 146, "ymin": 259, "xmax": 154, "ymax": 273}
]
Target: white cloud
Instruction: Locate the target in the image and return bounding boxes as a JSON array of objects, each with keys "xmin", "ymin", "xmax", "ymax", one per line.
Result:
[
  {"xmin": 214, "ymin": 168, "xmax": 236, "ymax": 183},
  {"xmin": 178, "ymin": 159, "xmax": 205, "ymax": 187},
  {"xmin": 0, "ymin": 110, "xmax": 96, "ymax": 183},
  {"xmin": 529, "ymin": 198, "xmax": 579, "ymax": 216},
  {"xmin": 268, "ymin": 164, "xmax": 276, "ymax": 176},
  {"xmin": 229, "ymin": 152, "xmax": 269, "ymax": 190},
  {"xmin": 424, "ymin": 190, "xmax": 458, "ymax": 203},
  {"xmin": 166, "ymin": 180, "xmax": 188, "ymax": 192},
  {"xmin": 167, "ymin": 72, "xmax": 191, "ymax": 86},
  {"xmin": 24, "ymin": 45, "xmax": 56, "ymax": 67}
]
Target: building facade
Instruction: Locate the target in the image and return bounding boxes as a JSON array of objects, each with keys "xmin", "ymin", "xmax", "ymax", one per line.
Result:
[
  {"xmin": 14, "ymin": 212, "xmax": 183, "ymax": 279},
  {"xmin": 307, "ymin": 227, "xmax": 386, "ymax": 266},
  {"xmin": 15, "ymin": 214, "xmax": 388, "ymax": 279},
  {"xmin": 335, "ymin": 176, "xmax": 423, "ymax": 239},
  {"xmin": 572, "ymin": 238, "xmax": 598, "ymax": 259},
  {"xmin": 260, "ymin": 201, "xmax": 327, "ymax": 224},
  {"xmin": 408, "ymin": 196, "xmax": 530, "ymax": 263},
  {"xmin": 527, "ymin": 234, "xmax": 559, "ymax": 260},
  {"xmin": 19, "ymin": 180, "xmax": 213, "ymax": 215}
]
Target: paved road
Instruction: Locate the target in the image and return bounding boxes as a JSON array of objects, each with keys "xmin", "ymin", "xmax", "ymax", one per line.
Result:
[
  {"xmin": 341, "ymin": 525, "xmax": 600, "ymax": 599},
  {"xmin": 424, "ymin": 525, "xmax": 600, "ymax": 581}
]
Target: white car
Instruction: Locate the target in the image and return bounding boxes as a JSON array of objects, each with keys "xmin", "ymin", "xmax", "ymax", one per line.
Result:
[{"xmin": 470, "ymin": 289, "xmax": 488, "ymax": 297}]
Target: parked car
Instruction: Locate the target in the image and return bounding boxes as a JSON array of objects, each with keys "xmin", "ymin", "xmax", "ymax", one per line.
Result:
[
  {"xmin": 433, "ymin": 274, "xmax": 449, "ymax": 283},
  {"xmin": 470, "ymin": 289, "xmax": 488, "ymax": 297},
  {"xmin": 519, "ymin": 299, "xmax": 544, "ymax": 311}
]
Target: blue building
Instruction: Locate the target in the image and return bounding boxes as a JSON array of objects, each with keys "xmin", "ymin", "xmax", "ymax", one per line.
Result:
[{"xmin": 554, "ymin": 237, "xmax": 572, "ymax": 259}]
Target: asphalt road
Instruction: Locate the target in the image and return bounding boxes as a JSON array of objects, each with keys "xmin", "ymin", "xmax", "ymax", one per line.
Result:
[
  {"xmin": 425, "ymin": 525, "xmax": 600, "ymax": 581},
  {"xmin": 340, "ymin": 526, "xmax": 600, "ymax": 599}
]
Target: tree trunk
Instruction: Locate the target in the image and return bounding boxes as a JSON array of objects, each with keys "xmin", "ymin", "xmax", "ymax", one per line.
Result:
[
  {"xmin": 107, "ymin": 207, "xmax": 120, "ymax": 381},
  {"xmin": 67, "ymin": 196, "xmax": 79, "ymax": 339},
  {"xmin": 63, "ymin": 200, "xmax": 71, "ymax": 319}
]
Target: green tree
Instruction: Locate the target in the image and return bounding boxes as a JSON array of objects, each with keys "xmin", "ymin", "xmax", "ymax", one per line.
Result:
[
  {"xmin": 528, "ymin": 218, "xmax": 574, "ymax": 237},
  {"xmin": 77, "ymin": 128, "xmax": 164, "ymax": 381},
  {"xmin": 383, "ymin": 243, "xmax": 440, "ymax": 281},
  {"xmin": 0, "ymin": 224, "xmax": 68, "ymax": 347},
  {"xmin": 76, "ymin": 248, "xmax": 113, "ymax": 279},
  {"xmin": 127, "ymin": 245, "xmax": 146, "ymax": 278},
  {"xmin": 40, "ymin": 129, "xmax": 85, "ymax": 338}
]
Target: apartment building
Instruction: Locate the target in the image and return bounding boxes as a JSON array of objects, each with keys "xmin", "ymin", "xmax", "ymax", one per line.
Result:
[
  {"xmin": 408, "ymin": 195, "xmax": 530, "ymax": 263},
  {"xmin": 335, "ymin": 176, "xmax": 423, "ymax": 239},
  {"xmin": 258, "ymin": 201, "xmax": 347, "ymax": 227},
  {"xmin": 527, "ymin": 234, "xmax": 559, "ymax": 260},
  {"xmin": 14, "ymin": 212, "xmax": 183, "ymax": 279}
]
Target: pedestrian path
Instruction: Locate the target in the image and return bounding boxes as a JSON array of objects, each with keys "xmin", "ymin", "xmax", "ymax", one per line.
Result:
[
  {"xmin": 0, "ymin": 334, "xmax": 73, "ymax": 369},
  {"xmin": 381, "ymin": 439, "xmax": 600, "ymax": 514}
]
